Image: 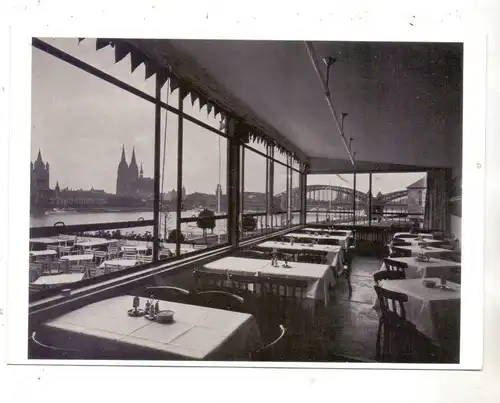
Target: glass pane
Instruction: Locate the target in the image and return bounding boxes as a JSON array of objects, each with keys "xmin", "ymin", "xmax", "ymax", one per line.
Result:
[
  {"xmin": 291, "ymin": 170, "xmax": 301, "ymax": 211},
  {"xmin": 31, "ymin": 47, "xmax": 154, "ymax": 230},
  {"xmin": 371, "ymin": 172, "xmax": 427, "ymax": 226},
  {"xmin": 39, "ymin": 38, "xmax": 157, "ymax": 97},
  {"xmin": 182, "ymin": 95, "xmax": 226, "ymax": 132},
  {"xmin": 273, "ymin": 162, "xmax": 288, "ymax": 215},
  {"xmin": 306, "ymin": 174, "xmax": 355, "ymax": 224},
  {"xmin": 181, "ymin": 119, "xmax": 228, "ymax": 245},
  {"xmin": 241, "ymin": 147, "xmax": 268, "ymax": 240},
  {"xmin": 158, "ymin": 85, "xmax": 180, "ymax": 252},
  {"xmin": 29, "ymin": 225, "xmax": 158, "ymax": 298}
]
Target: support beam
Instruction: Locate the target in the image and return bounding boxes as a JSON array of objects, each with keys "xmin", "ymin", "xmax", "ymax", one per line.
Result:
[
  {"xmin": 152, "ymin": 70, "xmax": 162, "ymax": 262},
  {"xmin": 175, "ymin": 88, "xmax": 184, "ymax": 257}
]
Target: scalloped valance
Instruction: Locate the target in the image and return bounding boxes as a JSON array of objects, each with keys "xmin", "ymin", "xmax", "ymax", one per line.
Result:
[{"xmin": 78, "ymin": 38, "xmax": 306, "ymax": 166}]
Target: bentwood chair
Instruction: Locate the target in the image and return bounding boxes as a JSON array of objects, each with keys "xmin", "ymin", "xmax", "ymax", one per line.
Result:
[
  {"xmin": 373, "ymin": 270, "xmax": 406, "ymax": 284},
  {"xmin": 383, "ymin": 258, "xmax": 408, "ymax": 278},
  {"xmin": 142, "ymin": 285, "xmax": 193, "ymax": 304},
  {"xmin": 373, "ymin": 285, "xmax": 415, "ymax": 362}
]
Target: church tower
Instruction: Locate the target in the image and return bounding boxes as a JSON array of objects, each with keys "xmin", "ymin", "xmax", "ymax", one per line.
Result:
[
  {"xmin": 116, "ymin": 145, "xmax": 129, "ymax": 195},
  {"xmin": 128, "ymin": 147, "xmax": 139, "ymax": 195}
]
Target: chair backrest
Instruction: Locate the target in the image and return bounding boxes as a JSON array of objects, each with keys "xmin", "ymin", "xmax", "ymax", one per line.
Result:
[
  {"xmin": 251, "ymin": 324, "xmax": 287, "ymax": 361},
  {"xmin": 374, "ymin": 285, "xmax": 408, "ymax": 320},
  {"xmin": 383, "ymin": 258, "xmax": 408, "ymax": 277},
  {"xmin": 59, "ymin": 246, "xmax": 73, "ymax": 254},
  {"xmin": 233, "ymin": 249, "xmax": 269, "ymax": 260},
  {"xmin": 122, "ymin": 251, "xmax": 137, "ymax": 260},
  {"xmin": 137, "ymin": 255, "xmax": 153, "ymax": 264},
  {"xmin": 195, "ymin": 290, "xmax": 246, "ymax": 312},
  {"xmin": 144, "ymin": 286, "xmax": 192, "ymax": 304},
  {"xmin": 391, "ymin": 239, "xmax": 411, "ymax": 246},
  {"xmin": 328, "ymin": 231, "xmax": 348, "ymax": 236},
  {"xmin": 46, "ymin": 245, "xmax": 59, "ymax": 251},
  {"xmin": 317, "ymin": 238, "xmax": 340, "ymax": 246},
  {"xmin": 193, "ymin": 269, "xmax": 228, "ymax": 291},
  {"xmin": 373, "ymin": 270, "xmax": 406, "ymax": 283}
]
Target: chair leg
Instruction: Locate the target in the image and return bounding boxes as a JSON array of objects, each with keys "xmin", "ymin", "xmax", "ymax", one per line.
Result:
[{"xmin": 375, "ymin": 319, "xmax": 382, "ymax": 361}]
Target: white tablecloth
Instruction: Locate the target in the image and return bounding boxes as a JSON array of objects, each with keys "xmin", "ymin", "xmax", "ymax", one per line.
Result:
[
  {"xmin": 32, "ymin": 273, "xmax": 85, "ymax": 285},
  {"xmin": 257, "ymin": 241, "xmax": 344, "ymax": 274},
  {"xmin": 43, "ymin": 295, "xmax": 262, "ymax": 360},
  {"xmin": 284, "ymin": 233, "xmax": 349, "ymax": 247},
  {"xmin": 302, "ymin": 228, "xmax": 352, "ymax": 237},
  {"xmin": 379, "ymin": 257, "xmax": 461, "ymax": 279},
  {"xmin": 76, "ymin": 239, "xmax": 112, "ymax": 248},
  {"xmin": 100, "ymin": 259, "xmax": 138, "ymax": 269},
  {"xmin": 376, "ymin": 278, "xmax": 460, "ymax": 352},
  {"xmin": 393, "ymin": 245, "xmax": 453, "ymax": 259},
  {"xmin": 203, "ymin": 256, "xmax": 335, "ymax": 306},
  {"xmin": 60, "ymin": 254, "xmax": 95, "ymax": 262},
  {"xmin": 393, "ymin": 232, "xmax": 433, "ymax": 240},
  {"xmin": 29, "ymin": 250, "xmax": 57, "ymax": 257}
]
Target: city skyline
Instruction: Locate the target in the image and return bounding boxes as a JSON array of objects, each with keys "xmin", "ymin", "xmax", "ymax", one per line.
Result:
[{"xmin": 32, "ymin": 38, "xmax": 426, "ymax": 197}]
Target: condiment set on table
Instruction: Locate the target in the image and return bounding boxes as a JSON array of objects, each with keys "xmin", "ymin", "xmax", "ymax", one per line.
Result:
[
  {"xmin": 422, "ymin": 277, "xmax": 455, "ymax": 291},
  {"xmin": 127, "ymin": 295, "xmax": 174, "ymax": 323},
  {"xmin": 416, "ymin": 251, "xmax": 431, "ymax": 262}
]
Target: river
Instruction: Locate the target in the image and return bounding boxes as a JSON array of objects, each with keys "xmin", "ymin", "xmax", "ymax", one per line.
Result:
[{"xmin": 30, "ymin": 210, "xmax": 368, "ymax": 240}]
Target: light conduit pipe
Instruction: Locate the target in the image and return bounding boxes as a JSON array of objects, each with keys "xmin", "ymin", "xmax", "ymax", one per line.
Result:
[{"xmin": 304, "ymin": 41, "xmax": 355, "ymax": 166}]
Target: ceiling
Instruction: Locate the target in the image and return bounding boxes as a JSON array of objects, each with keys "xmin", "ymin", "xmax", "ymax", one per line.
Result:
[
  {"xmin": 169, "ymin": 40, "xmax": 462, "ymax": 172},
  {"xmin": 125, "ymin": 39, "xmax": 463, "ymax": 172}
]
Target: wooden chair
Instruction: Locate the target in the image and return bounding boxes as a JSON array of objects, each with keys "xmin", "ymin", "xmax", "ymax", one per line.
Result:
[
  {"xmin": 93, "ymin": 251, "xmax": 107, "ymax": 265},
  {"xmin": 317, "ymin": 238, "xmax": 340, "ymax": 246},
  {"xmin": 46, "ymin": 245, "xmax": 59, "ymax": 252},
  {"xmin": 107, "ymin": 245, "xmax": 120, "ymax": 259},
  {"xmin": 373, "ymin": 285, "xmax": 416, "ymax": 362},
  {"xmin": 29, "ymin": 330, "xmax": 81, "ymax": 360},
  {"xmin": 137, "ymin": 255, "xmax": 153, "ymax": 265},
  {"xmin": 122, "ymin": 249, "xmax": 137, "ymax": 260},
  {"xmin": 193, "ymin": 269, "xmax": 229, "ymax": 291},
  {"xmin": 194, "ymin": 290, "xmax": 247, "ymax": 313},
  {"xmin": 251, "ymin": 324, "xmax": 287, "ymax": 361},
  {"xmin": 58, "ymin": 246, "xmax": 73, "ymax": 257},
  {"xmin": 383, "ymin": 258, "xmax": 408, "ymax": 278},
  {"xmin": 58, "ymin": 259, "xmax": 70, "ymax": 274},
  {"xmin": 143, "ymin": 286, "xmax": 193, "ymax": 304}
]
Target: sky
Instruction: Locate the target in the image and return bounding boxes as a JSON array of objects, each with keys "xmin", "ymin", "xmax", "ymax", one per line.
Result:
[{"xmin": 31, "ymin": 38, "xmax": 425, "ymax": 196}]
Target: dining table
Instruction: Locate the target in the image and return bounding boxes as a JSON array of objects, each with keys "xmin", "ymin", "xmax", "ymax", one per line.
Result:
[
  {"xmin": 203, "ymin": 256, "xmax": 336, "ymax": 307},
  {"xmin": 284, "ymin": 232, "xmax": 350, "ymax": 247},
  {"xmin": 256, "ymin": 241, "xmax": 344, "ymax": 274},
  {"xmin": 60, "ymin": 254, "xmax": 95, "ymax": 263},
  {"xmin": 392, "ymin": 244, "xmax": 453, "ymax": 259},
  {"xmin": 379, "ymin": 256, "xmax": 461, "ymax": 279},
  {"xmin": 41, "ymin": 295, "xmax": 262, "ymax": 360},
  {"xmin": 376, "ymin": 278, "xmax": 460, "ymax": 359},
  {"xmin": 31, "ymin": 273, "xmax": 86, "ymax": 286},
  {"xmin": 29, "ymin": 249, "xmax": 58, "ymax": 258}
]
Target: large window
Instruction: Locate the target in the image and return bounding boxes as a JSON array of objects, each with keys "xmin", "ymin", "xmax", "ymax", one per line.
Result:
[
  {"xmin": 29, "ymin": 37, "xmax": 306, "ymax": 302},
  {"xmin": 305, "ymin": 171, "xmax": 428, "ymax": 226}
]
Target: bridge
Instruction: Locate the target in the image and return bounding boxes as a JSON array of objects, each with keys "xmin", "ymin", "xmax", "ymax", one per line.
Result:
[{"xmin": 274, "ymin": 184, "xmax": 416, "ymax": 215}]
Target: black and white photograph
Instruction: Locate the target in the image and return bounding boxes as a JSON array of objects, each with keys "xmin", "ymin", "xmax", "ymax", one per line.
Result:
[{"xmin": 23, "ymin": 37, "xmax": 467, "ymax": 364}]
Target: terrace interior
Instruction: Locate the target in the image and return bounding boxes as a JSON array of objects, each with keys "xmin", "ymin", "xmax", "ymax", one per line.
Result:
[{"xmin": 26, "ymin": 38, "xmax": 462, "ymax": 364}]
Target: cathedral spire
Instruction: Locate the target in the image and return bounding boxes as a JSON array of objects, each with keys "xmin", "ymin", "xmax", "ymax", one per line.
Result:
[
  {"xmin": 120, "ymin": 145, "xmax": 127, "ymax": 163},
  {"xmin": 131, "ymin": 147, "xmax": 137, "ymax": 165},
  {"xmin": 36, "ymin": 149, "xmax": 43, "ymax": 163},
  {"xmin": 140, "ymin": 162, "xmax": 143, "ymax": 178}
]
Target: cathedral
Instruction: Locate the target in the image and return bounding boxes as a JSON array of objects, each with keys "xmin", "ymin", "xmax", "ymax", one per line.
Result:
[
  {"xmin": 30, "ymin": 150, "xmax": 51, "ymax": 209},
  {"xmin": 116, "ymin": 146, "xmax": 154, "ymax": 199}
]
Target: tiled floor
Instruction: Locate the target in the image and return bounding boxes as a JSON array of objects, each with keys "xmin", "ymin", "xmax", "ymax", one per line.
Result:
[{"xmin": 320, "ymin": 255, "xmax": 382, "ymax": 362}]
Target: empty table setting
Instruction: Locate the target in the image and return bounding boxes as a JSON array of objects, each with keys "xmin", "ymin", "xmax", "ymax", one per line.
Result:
[
  {"xmin": 60, "ymin": 254, "xmax": 95, "ymax": 263},
  {"xmin": 202, "ymin": 256, "xmax": 336, "ymax": 307},
  {"xmin": 376, "ymin": 278, "xmax": 460, "ymax": 359},
  {"xmin": 284, "ymin": 232, "xmax": 350, "ymax": 247},
  {"xmin": 31, "ymin": 273, "xmax": 86, "ymax": 286},
  {"xmin": 392, "ymin": 244, "xmax": 453, "ymax": 259},
  {"xmin": 29, "ymin": 249, "xmax": 58, "ymax": 259},
  {"xmin": 256, "ymin": 241, "xmax": 344, "ymax": 274},
  {"xmin": 380, "ymin": 256, "xmax": 461, "ymax": 279},
  {"xmin": 40, "ymin": 295, "xmax": 262, "ymax": 360},
  {"xmin": 99, "ymin": 258, "xmax": 138, "ymax": 270}
]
